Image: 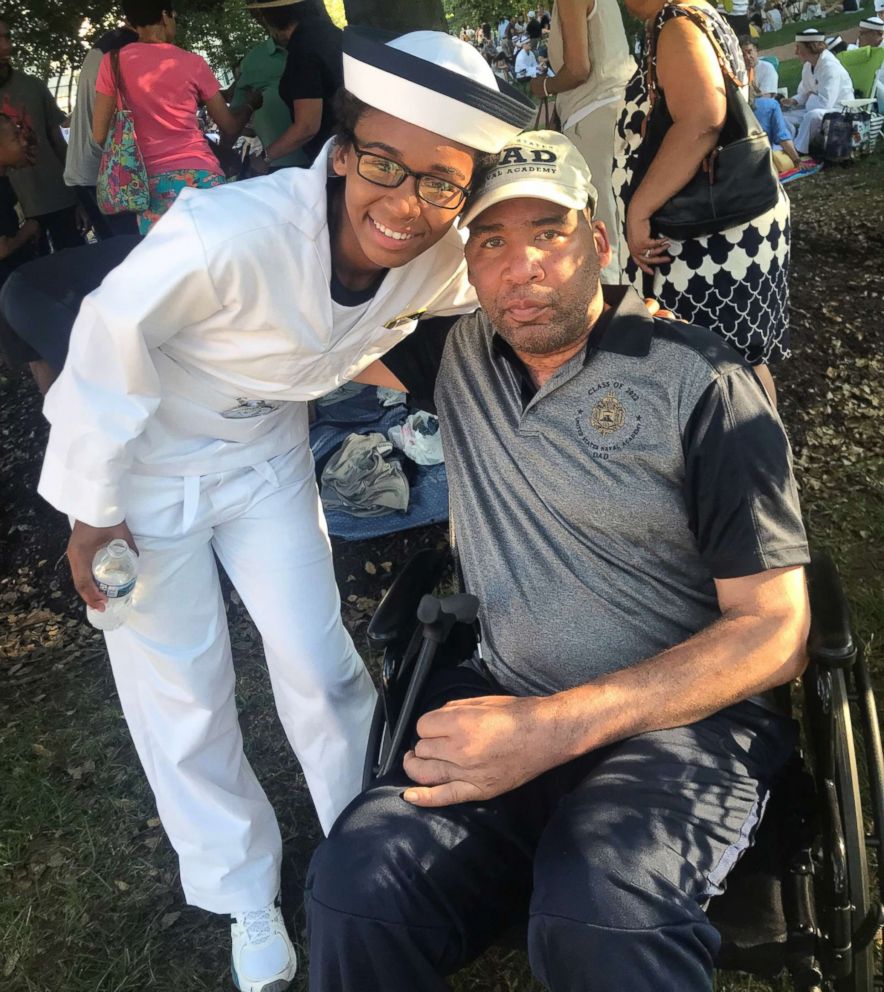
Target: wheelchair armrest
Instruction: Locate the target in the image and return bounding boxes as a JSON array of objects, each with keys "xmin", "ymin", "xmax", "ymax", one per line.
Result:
[
  {"xmin": 806, "ymin": 550, "xmax": 856, "ymax": 669},
  {"xmin": 367, "ymin": 548, "xmax": 447, "ymax": 649}
]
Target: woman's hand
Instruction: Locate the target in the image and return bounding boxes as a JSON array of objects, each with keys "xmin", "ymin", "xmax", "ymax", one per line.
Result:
[
  {"xmin": 67, "ymin": 520, "xmax": 138, "ymax": 610},
  {"xmin": 626, "ymin": 210, "xmax": 671, "ymax": 275},
  {"xmin": 642, "ymin": 298, "xmax": 677, "ymax": 320}
]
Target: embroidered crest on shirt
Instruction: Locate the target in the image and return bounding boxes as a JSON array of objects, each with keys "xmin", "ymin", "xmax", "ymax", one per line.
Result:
[
  {"xmin": 221, "ymin": 398, "xmax": 281, "ymax": 419},
  {"xmin": 590, "ymin": 392, "xmax": 625, "ymax": 435},
  {"xmin": 576, "ymin": 381, "xmax": 642, "ymax": 459}
]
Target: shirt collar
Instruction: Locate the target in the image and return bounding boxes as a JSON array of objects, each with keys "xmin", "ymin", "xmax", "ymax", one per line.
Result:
[
  {"xmin": 265, "ymin": 36, "xmax": 285, "ymax": 55},
  {"xmin": 589, "ymin": 285, "xmax": 655, "ymax": 358}
]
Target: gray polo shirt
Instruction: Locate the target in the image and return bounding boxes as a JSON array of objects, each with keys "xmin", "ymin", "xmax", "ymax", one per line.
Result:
[{"xmin": 384, "ymin": 287, "xmax": 809, "ymax": 697}]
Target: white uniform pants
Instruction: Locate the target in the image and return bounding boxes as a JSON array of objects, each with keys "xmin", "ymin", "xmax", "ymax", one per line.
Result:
[
  {"xmin": 565, "ymin": 100, "xmax": 624, "ymax": 284},
  {"xmin": 784, "ymin": 96, "xmax": 829, "ymax": 154},
  {"xmin": 106, "ymin": 443, "xmax": 377, "ymax": 914}
]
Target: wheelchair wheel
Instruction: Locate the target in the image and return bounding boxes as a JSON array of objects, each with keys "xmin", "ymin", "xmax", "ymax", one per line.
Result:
[{"xmin": 830, "ymin": 667, "xmax": 875, "ymax": 992}]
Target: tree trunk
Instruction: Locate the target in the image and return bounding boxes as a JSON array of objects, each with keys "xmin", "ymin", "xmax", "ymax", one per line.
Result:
[{"xmin": 343, "ymin": 0, "xmax": 447, "ymax": 32}]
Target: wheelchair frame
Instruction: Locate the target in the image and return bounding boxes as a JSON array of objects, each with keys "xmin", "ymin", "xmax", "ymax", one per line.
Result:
[{"xmin": 362, "ymin": 549, "xmax": 883, "ymax": 991}]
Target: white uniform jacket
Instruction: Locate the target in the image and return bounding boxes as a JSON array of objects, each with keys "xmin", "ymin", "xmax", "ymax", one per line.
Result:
[
  {"xmin": 795, "ymin": 49, "xmax": 854, "ymax": 109},
  {"xmin": 39, "ymin": 144, "xmax": 478, "ymax": 528}
]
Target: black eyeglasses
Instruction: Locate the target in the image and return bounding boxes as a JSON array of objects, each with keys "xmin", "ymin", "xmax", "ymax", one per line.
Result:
[{"xmin": 351, "ymin": 140, "xmax": 469, "ymax": 211}]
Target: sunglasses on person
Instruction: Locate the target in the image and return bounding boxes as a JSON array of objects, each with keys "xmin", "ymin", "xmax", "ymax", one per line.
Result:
[{"xmin": 351, "ymin": 140, "xmax": 469, "ymax": 211}]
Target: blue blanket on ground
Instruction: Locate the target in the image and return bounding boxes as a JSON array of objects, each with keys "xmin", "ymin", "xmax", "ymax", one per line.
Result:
[{"xmin": 310, "ymin": 386, "xmax": 449, "ymax": 541}]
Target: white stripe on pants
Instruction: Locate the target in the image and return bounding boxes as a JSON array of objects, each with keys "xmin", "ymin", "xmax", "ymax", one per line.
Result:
[
  {"xmin": 564, "ymin": 99, "xmax": 624, "ymax": 284},
  {"xmin": 106, "ymin": 443, "xmax": 377, "ymax": 914}
]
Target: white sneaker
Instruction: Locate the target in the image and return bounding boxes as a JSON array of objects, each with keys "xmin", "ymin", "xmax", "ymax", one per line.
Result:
[{"xmin": 231, "ymin": 902, "xmax": 297, "ymax": 992}]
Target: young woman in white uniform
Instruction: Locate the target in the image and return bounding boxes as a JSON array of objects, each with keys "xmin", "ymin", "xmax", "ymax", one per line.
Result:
[{"xmin": 38, "ymin": 29, "xmax": 532, "ymax": 992}]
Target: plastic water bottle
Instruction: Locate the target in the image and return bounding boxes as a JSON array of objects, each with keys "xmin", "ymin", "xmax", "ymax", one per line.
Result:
[{"xmin": 86, "ymin": 539, "xmax": 138, "ymax": 632}]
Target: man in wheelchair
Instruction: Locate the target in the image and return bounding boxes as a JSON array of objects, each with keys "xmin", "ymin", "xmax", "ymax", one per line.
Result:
[{"xmin": 305, "ymin": 131, "xmax": 812, "ymax": 992}]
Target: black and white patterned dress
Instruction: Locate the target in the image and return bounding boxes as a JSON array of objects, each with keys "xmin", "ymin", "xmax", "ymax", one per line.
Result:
[{"xmin": 612, "ymin": 2, "xmax": 791, "ymax": 365}]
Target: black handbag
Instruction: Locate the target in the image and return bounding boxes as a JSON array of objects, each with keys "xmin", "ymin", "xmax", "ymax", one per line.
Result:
[{"xmin": 631, "ymin": 5, "xmax": 780, "ymax": 241}]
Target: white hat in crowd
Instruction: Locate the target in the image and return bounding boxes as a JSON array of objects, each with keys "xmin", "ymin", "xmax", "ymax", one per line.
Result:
[
  {"xmin": 342, "ymin": 29, "xmax": 535, "ymax": 153},
  {"xmin": 795, "ymin": 27, "xmax": 827, "ymax": 43},
  {"xmin": 875, "ymin": 0, "xmax": 884, "ymax": 14},
  {"xmin": 858, "ymin": 15, "xmax": 884, "ymax": 31},
  {"xmin": 460, "ymin": 130, "xmax": 598, "ymax": 228}
]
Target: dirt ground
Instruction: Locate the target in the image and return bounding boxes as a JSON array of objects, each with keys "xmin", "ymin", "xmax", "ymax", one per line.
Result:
[{"xmin": 0, "ymin": 156, "xmax": 882, "ymax": 992}]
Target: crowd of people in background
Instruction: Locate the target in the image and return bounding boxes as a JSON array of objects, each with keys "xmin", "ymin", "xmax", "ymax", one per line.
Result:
[{"xmin": 0, "ymin": 0, "xmax": 880, "ymax": 279}]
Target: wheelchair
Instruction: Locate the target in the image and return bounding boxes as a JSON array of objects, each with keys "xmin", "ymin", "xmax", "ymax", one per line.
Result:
[{"xmin": 362, "ymin": 547, "xmax": 883, "ymax": 991}]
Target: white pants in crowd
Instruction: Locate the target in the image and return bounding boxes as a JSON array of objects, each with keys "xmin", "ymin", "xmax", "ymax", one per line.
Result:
[
  {"xmin": 564, "ymin": 99, "xmax": 623, "ymax": 284},
  {"xmin": 104, "ymin": 443, "xmax": 377, "ymax": 914},
  {"xmin": 784, "ymin": 95, "xmax": 831, "ymax": 154}
]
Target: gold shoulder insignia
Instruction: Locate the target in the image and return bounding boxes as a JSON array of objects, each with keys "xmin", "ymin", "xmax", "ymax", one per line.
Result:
[{"xmin": 383, "ymin": 309, "xmax": 427, "ymax": 330}]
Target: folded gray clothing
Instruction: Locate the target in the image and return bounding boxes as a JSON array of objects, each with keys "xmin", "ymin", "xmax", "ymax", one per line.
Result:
[{"xmin": 320, "ymin": 432, "xmax": 410, "ymax": 517}]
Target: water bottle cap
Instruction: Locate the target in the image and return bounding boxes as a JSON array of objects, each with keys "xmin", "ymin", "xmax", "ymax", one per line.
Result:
[{"xmin": 107, "ymin": 539, "xmax": 130, "ymax": 558}]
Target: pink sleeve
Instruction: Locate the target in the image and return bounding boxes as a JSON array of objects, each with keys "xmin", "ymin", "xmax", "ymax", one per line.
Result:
[
  {"xmin": 95, "ymin": 52, "xmax": 115, "ymax": 96},
  {"xmin": 193, "ymin": 55, "xmax": 221, "ymax": 103}
]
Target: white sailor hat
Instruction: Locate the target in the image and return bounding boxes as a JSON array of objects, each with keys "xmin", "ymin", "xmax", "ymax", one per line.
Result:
[
  {"xmin": 875, "ymin": 0, "xmax": 884, "ymax": 14},
  {"xmin": 342, "ymin": 28, "xmax": 535, "ymax": 153},
  {"xmin": 859, "ymin": 15, "xmax": 884, "ymax": 30},
  {"xmin": 825, "ymin": 34, "xmax": 844, "ymax": 50},
  {"xmin": 795, "ymin": 27, "xmax": 827, "ymax": 43}
]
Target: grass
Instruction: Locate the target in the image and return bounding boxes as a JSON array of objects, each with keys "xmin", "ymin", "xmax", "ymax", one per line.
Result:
[
  {"xmin": 778, "ymin": 57, "xmax": 803, "ymax": 95},
  {"xmin": 756, "ymin": 6, "xmax": 869, "ymax": 50}
]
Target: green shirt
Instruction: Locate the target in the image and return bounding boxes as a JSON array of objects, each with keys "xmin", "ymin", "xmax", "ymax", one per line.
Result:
[
  {"xmin": 0, "ymin": 69, "xmax": 77, "ymax": 216},
  {"xmin": 232, "ymin": 37, "xmax": 307, "ymax": 169}
]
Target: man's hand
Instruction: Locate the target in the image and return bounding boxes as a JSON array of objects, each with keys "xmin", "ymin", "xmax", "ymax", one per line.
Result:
[
  {"xmin": 402, "ymin": 694, "xmax": 565, "ymax": 807},
  {"xmin": 67, "ymin": 520, "xmax": 138, "ymax": 610}
]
